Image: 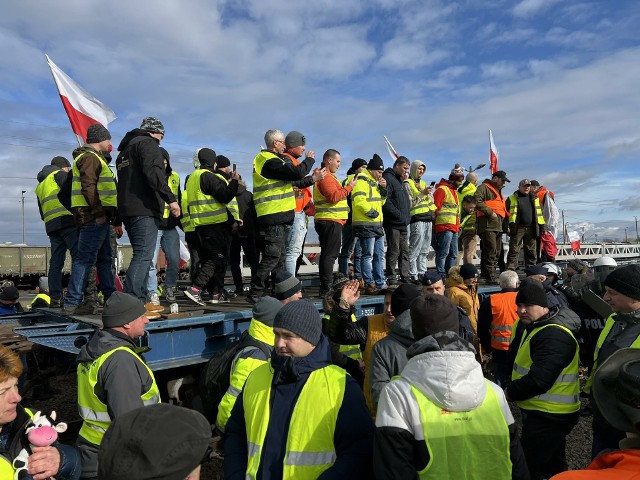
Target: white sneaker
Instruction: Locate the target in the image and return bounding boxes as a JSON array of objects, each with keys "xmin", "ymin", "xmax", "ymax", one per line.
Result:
[{"xmin": 148, "ymin": 292, "xmax": 160, "ymax": 306}]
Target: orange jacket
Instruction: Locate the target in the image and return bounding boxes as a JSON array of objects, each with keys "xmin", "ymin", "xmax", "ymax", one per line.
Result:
[
  {"xmin": 489, "ymin": 291, "xmax": 518, "ymax": 351},
  {"xmin": 282, "ymin": 152, "xmax": 312, "ymax": 212},
  {"xmin": 476, "ymin": 181, "xmax": 508, "ymax": 218},
  {"xmin": 550, "ymin": 449, "xmax": 640, "ymax": 480},
  {"xmin": 536, "ymin": 186, "xmax": 555, "ymax": 206}
]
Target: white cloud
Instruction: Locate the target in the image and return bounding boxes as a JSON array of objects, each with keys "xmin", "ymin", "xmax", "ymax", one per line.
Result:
[{"xmin": 512, "ymin": 0, "xmax": 562, "ymax": 18}]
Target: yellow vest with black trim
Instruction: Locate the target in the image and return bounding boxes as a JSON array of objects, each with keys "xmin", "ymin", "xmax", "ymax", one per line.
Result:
[
  {"xmin": 457, "ymin": 182, "xmax": 477, "ymax": 214},
  {"xmin": 162, "ymin": 171, "xmax": 180, "ymax": 219},
  {"xmin": 180, "ymin": 187, "xmax": 194, "ymax": 233},
  {"xmin": 512, "ymin": 323, "xmax": 580, "ymax": 413},
  {"xmin": 0, "ymin": 408, "xmax": 34, "ymax": 477},
  {"xmin": 31, "ymin": 293, "xmax": 51, "ymax": 307},
  {"xmin": 215, "ymin": 318, "xmax": 275, "ymax": 432},
  {"xmin": 507, "ymin": 193, "xmax": 544, "ymax": 225},
  {"xmin": 404, "ymin": 179, "xmax": 436, "ymax": 218},
  {"xmin": 351, "ymin": 169, "xmax": 385, "ymax": 228},
  {"xmin": 77, "ymin": 346, "xmax": 160, "ymax": 446},
  {"xmin": 35, "ymin": 170, "xmax": 73, "ymax": 226},
  {"xmin": 253, "ymin": 151, "xmax": 296, "ymax": 218},
  {"xmin": 313, "ymin": 173, "xmax": 349, "ymax": 221},
  {"xmin": 186, "ymin": 170, "xmax": 231, "ymax": 227},
  {"xmin": 322, "ymin": 313, "xmax": 362, "ymax": 360},
  {"xmin": 583, "ymin": 313, "xmax": 640, "ymax": 394},
  {"xmin": 71, "ymin": 150, "xmax": 117, "ymax": 208},
  {"xmin": 243, "ymin": 362, "xmax": 346, "ymax": 479},
  {"xmin": 411, "ymin": 381, "xmax": 511, "ymax": 479},
  {"xmin": 434, "ymin": 185, "xmax": 459, "ymax": 227}
]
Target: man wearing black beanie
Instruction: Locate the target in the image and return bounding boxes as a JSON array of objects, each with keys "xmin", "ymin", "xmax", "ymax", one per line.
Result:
[
  {"xmin": 585, "ymin": 263, "xmax": 640, "ymax": 457},
  {"xmin": 76, "ymin": 291, "xmax": 159, "ymax": 479},
  {"xmin": 506, "ymin": 279, "xmax": 580, "ymax": 480},
  {"xmin": 224, "ymin": 300, "xmax": 374, "ymax": 479}
]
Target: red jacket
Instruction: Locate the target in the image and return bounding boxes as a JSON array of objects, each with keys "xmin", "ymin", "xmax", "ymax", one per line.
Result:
[{"xmin": 433, "ymin": 178, "xmax": 460, "ymax": 233}]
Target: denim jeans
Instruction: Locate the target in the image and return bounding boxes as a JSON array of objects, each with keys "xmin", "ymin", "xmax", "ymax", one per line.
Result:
[
  {"xmin": 358, "ymin": 236, "xmax": 386, "ymax": 289},
  {"xmin": 338, "ymin": 223, "xmax": 362, "ymax": 279},
  {"xmin": 65, "ymin": 220, "xmax": 114, "ymax": 307},
  {"xmin": 284, "ymin": 211, "xmax": 307, "ymax": 275},
  {"xmin": 146, "ymin": 227, "xmax": 180, "ymax": 295},
  {"xmin": 409, "ymin": 221, "xmax": 431, "ymax": 276},
  {"xmin": 123, "ymin": 216, "xmax": 159, "ymax": 302},
  {"xmin": 48, "ymin": 225, "xmax": 78, "ymax": 301},
  {"xmin": 433, "ymin": 230, "xmax": 458, "ymax": 275}
]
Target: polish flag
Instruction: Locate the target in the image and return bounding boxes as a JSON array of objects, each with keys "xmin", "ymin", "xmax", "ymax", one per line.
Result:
[
  {"xmin": 179, "ymin": 240, "xmax": 191, "ymax": 269},
  {"xmin": 45, "ymin": 55, "xmax": 116, "ymax": 142},
  {"xmin": 489, "ymin": 130, "xmax": 499, "ymax": 174},
  {"xmin": 568, "ymin": 231, "xmax": 581, "ymax": 252},
  {"xmin": 384, "ymin": 135, "xmax": 400, "ymax": 161}
]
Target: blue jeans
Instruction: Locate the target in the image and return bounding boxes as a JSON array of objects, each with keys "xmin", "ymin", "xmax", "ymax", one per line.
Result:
[
  {"xmin": 146, "ymin": 227, "xmax": 180, "ymax": 295},
  {"xmin": 284, "ymin": 211, "xmax": 307, "ymax": 275},
  {"xmin": 65, "ymin": 220, "xmax": 114, "ymax": 307},
  {"xmin": 409, "ymin": 221, "xmax": 431, "ymax": 276},
  {"xmin": 48, "ymin": 226, "xmax": 78, "ymax": 301},
  {"xmin": 434, "ymin": 230, "xmax": 458, "ymax": 275},
  {"xmin": 338, "ymin": 223, "xmax": 363, "ymax": 279},
  {"xmin": 358, "ymin": 236, "xmax": 386, "ymax": 288},
  {"xmin": 123, "ymin": 216, "xmax": 159, "ymax": 302}
]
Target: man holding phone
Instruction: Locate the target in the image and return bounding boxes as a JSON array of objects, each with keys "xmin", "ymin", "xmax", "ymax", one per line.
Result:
[{"xmin": 404, "ymin": 160, "xmax": 436, "ymax": 284}]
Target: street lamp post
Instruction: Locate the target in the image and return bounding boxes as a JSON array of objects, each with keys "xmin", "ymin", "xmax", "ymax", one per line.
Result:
[
  {"xmin": 21, "ymin": 190, "xmax": 26, "ymax": 245},
  {"xmin": 635, "ymin": 216, "xmax": 639, "ymax": 243},
  {"xmin": 625, "ymin": 226, "xmax": 628, "ymax": 243}
]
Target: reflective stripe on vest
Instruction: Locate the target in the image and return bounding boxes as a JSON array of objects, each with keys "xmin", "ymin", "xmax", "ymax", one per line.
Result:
[
  {"xmin": 412, "ymin": 381, "xmax": 511, "ymax": 479},
  {"xmin": 476, "ymin": 181, "xmax": 507, "ymax": 218},
  {"xmin": 186, "ymin": 170, "xmax": 229, "ymax": 226},
  {"xmin": 253, "ymin": 151, "xmax": 296, "ymax": 218},
  {"xmin": 404, "ymin": 179, "xmax": 435, "ymax": 217},
  {"xmin": 243, "ymin": 362, "xmax": 346, "ymax": 479},
  {"xmin": 507, "ymin": 193, "xmax": 544, "ymax": 225},
  {"xmin": 216, "ymin": 319, "xmax": 274, "ymax": 432},
  {"xmin": 313, "ymin": 172, "xmax": 349, "ymax": 221},
  {"xmin": 435, "ymin": 185, "xmax": 458, "ymax": 226},
  {"xmin": 512, "ymin": 323, "xmax": 580, "ymax": 413},
  {"xmin": 351, "ymin": 169, "xmax": 385, "ymax": 228},
  {"xmin": 180, "ymin": 187, "xmax": 194, "ymax": 233},
  {"xmin": 71, "ymin": 150, "xmax": 117, "ymax": 208},
  {"xmin": 489, "ymin": 292, "xmax": 518, "ymax": 351},
  {"xmin": 457, "ymin": 182, "xmax": 477, "ymax": 214},
  {"xmin": 77, "ymin": 346, "xmax": 160, "ymax": 445},
  {"xmin": 35, "ymin": 170, "xmax": 72, "ymax": 225},
  {"xmin": 163, "ymin": 171, "xmax": 180, "ymax": 219},
  {"xmin": 460, "ymin": 212, "xmax": 477, "ymax": 232},
  {"xmin": 324, "ymin": 313, "xmax": 363, "ymax": 360},
  {"xmin": 583, "ymin": 314, "xmax": 640, "ymax": 393}
]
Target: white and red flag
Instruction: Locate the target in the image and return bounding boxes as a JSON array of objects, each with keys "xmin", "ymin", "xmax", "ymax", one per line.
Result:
[
  {"xmin": 383, "ymin": 135, "xmax": 400, "ymax": 162},
  {"xmin": 568, "ymin": 231, "xmax": 581, "ymax": 252},
  {"xmin": 489, "ymin": 130, "xmax": 499, "ymax": 174},
  {"xmin": 45, "ymin": 54, "xmax": 116, "ymax": 142}
]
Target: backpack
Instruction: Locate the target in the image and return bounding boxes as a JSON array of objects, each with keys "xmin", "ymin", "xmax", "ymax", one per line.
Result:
[{"xmin": 198, "ymin": 330, "xmax": 271, "ymax": 423}]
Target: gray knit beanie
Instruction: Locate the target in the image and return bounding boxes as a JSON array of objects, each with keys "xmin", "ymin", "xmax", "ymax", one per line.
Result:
[
  {"xmin": 86, "ymin": 124, "xmax": 111, "ymax": 144},
  {"xmin": 274, "ymin": 271, "xmax": 302, "ymax": 301},
  {"xmin": 273, "ymin": 300, "xmax": 322, "ymax": 346},
  {"xmin": 252, "ymin": 296, "xmax": 282, "ymax": 327},
  {"xmin": 102, "ymin": 292, "xmax": 147, "ymax": 328}
]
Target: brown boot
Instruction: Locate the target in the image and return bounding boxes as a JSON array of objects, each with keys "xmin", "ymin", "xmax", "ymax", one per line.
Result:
[{"xmin": 364, "ymin": 284, "xmax": 378, "ymax": 295}]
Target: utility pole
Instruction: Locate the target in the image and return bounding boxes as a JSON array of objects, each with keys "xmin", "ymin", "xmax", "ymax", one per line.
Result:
[
  {"xmin": 635, "ymin": 216, "xmax": 639, "ymax": 243},
  {"xmin": 625, "ymin": 226, "xmax": 628, "ymax": 243},
  {"xmin": 562, "ymin": 210, "xmax": 566, "ymax": 245},
  {"xmin": 21, "ymin": 190, "xmax": 26, "ymax": 244}
]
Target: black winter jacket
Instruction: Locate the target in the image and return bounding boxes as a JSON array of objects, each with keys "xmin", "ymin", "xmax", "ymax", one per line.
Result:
[
  {"xmin": 381, "ymin": 167, "xmax": 411, "ymax": 228},
  {"xmin": 157, "ymin": 155, "xmax": 181, "ymax": 230},
  {"xmin": 115, "ymin": 129, "xmax": 177, "ymax": 219},
  {"xmin": 235, "ymin": 183, "xmax": 257, "ymax": 238}
]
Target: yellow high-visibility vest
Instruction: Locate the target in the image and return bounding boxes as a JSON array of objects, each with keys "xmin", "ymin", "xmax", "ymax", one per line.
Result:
[
  {"xmin": 71, "ymin": 150, "xmax": 117, "ymax": 208},
  {"xmin": 404, "ymin": 179, "xmax": 436, "ymax": 218},
  {"xmin": 507, "ymin": 193, "xmax": 544, "ymax": 226},
  {"xmin": 35, "ymin": 170, "xmax": 72, "ymax": 225},
  {"xmin": 313, "ymin": 172, "xmax": 349, "ymax": 221},
  {"xmin": 253, "ymin": 151, "xmax": 296, "ymax": 218},
  {"xmin": 162, "ymin": 171, "xmax": 180, "ymax": 219}
]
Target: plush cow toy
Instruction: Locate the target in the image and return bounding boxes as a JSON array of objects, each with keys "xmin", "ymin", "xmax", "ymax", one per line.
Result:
[{"xmin": 12, "ymin": 410, "xmax": 67, "ymax": 480}]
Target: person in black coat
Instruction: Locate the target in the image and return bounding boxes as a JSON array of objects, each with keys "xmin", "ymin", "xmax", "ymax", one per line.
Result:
[{"xmin": 382, "ymin": 157, "xmax": 412, "ymax": 283}]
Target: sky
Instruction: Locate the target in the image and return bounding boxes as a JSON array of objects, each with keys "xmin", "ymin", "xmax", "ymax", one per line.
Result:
[{"xmin": 1, "ymin": 0, "xmax": 639, "ymax": 245}]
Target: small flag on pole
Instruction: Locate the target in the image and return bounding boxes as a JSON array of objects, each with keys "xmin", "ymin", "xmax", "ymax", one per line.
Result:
[
  {"xmin": 45, "ymin": 54, "xmax": 116, "ymax": 142},
  {"xmin": 568, "ymin": 231, "xmax": 581, "ymax": 252},
  {"xmin": 383, "ymin": 135, "xmax": 400, "ymax": 162},
  {"xmin": 489, "ymin": 130, "xmax": 499, "ymax": 174}
]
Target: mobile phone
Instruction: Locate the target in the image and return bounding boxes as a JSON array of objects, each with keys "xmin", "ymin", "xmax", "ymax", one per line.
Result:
[
  {"xmin": 232, "ymin": 163, "xmax": 237, "ymax": 172},
  {"xmin": 320, "ymin": 162, "xmax": 325, "ymax": 169},
  {"xmin": 430, "ymin": 181, "xmax": 436, "ymax": 187}
]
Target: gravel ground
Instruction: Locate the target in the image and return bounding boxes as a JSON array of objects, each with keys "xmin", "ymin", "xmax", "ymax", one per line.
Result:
[{"xmin": 28, "ymin": 367, "xmax": 594, "ymax": 479}]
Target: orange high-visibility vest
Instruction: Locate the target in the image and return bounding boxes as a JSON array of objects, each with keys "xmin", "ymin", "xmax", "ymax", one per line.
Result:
[
  {"xmin": 489, "ymin": 292, "xmax": 518, "ymax": 351},
  {"xmin": 477, "ymin": 181, "xmax": 508, "ymax": 218}
]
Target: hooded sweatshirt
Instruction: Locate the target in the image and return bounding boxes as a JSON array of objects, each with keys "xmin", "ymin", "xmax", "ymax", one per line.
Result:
[
  {"xmin": 374, "ymin": 331, "xmax": 529, "ymax": 480},
  {"xmin": 369, "ymin": 310, "xmax": 414, "ymax": 409},
  {"xmin": 36, "ymin": 164, "xmax": 74, "ymax": 234},
  {"xmin": 115, "ymin": 128, "xmax": 177, "ymax": 219}
]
